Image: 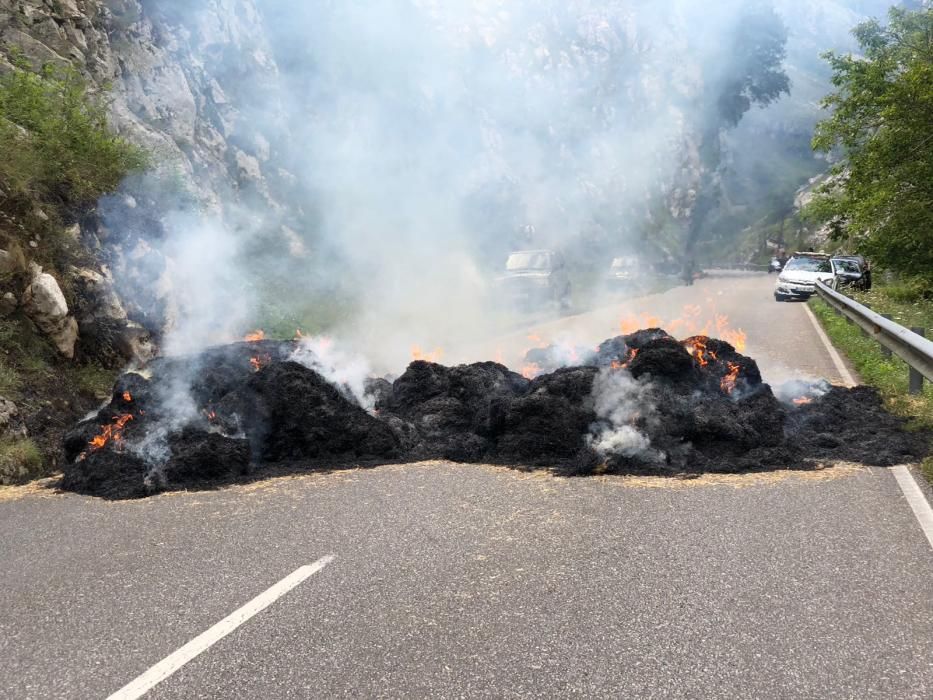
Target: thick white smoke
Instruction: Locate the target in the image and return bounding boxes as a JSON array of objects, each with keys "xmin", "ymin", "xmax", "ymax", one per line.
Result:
[
  {"xmin": 103, "ymin": 1, "xmax": 763, "ymax": 365},
  {"xmin": 587, "ymin": 368, "xmax": 665, "ymax": 462},
  {"xmin": 102, "ymin": 0, "xmax": 892, "ymax": 378},
  {"xmin": 289, "ymin": 336, "xmax": 376, "ymax": 410}
]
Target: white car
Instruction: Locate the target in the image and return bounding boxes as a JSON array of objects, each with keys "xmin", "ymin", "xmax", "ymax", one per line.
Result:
[{"xmin": 774, "ymin": 254, "xmax": 834, "ymax": 301}]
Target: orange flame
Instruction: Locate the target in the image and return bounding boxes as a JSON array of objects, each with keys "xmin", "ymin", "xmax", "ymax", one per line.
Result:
[
  {"xmin": 122, "ymin": 391, "xmax": 132, "ymax": 402},
  {"xmin": 244, "ymin": 330, "xmax": 265, "ymax": 342},
  {"xmin": 683, "ymin": 337, "xmax": 717, "ymax": 367},
  {"xmin": 721, "ymin": 362, "xmax": 741, "ymax": 394},
  {"xmin": 294, "ymin": 328, "xmax": 304, "ymax": 340},
  {"xmin": 721, "ymin": 328, "xmax": 747, "ymax": 353},
  {"xmin": 620, "ymin": 313, "xmax": 664, "ymax": 335},
  {"xmin": 619, "ymin": 306, "xmax": 747, "ymax": 353},
  {"xmin": 411, "ymin": 345, "xmax": 444, "ymax": 363},
  {"xmin": 527, "ymin": 333, "xmax": 544, "ymax": 345},
  {"xmin": 84, "ymin": 413, "xmax": 134, "ymax": 456},
  {"xmin": 792, "ymin": 397, "xmax": 813, "ymax": 406},
  {"xmin": 521, "ymin": 363, "xmax": 541, "ymax": 379},
  {"xmin": 684, "ymin": 304, "xmax": 702, "ymax": 318},
  {"xmin": 611, "ymin": 347, "xmax": 639, "ymax": 370},
  {"xmin": 204, "ymin": 408, "xmax": 218, "ymax": 422}
]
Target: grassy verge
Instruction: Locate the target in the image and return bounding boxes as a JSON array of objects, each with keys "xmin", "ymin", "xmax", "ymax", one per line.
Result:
[
  {"xmin": 0, "ymin": 437, "xmax": 43, "ymax": 485},
  {"xmin": 809, "ymin": 284, "xmax": 933, "ymax": 481}
]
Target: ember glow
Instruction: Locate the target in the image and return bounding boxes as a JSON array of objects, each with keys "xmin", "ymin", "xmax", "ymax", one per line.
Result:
[
  {"xmin": 721, "ymin": 362, "xmax": 741, "ymax": 394},
  {"xmin": 793, "ymin": 397, "xmax": 813, "ymax": 406},
  {"xmin": 244, "ymin": 330, "xmax": 266, "ymax": 342},
  {"xmin": 122, "ymin": 391, "xmax": 132, "ymax": 402}
]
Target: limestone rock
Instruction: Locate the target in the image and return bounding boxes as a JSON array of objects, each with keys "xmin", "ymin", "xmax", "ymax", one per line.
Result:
[
  {"xmin": 22, "ymin": 272, "xmax": 79, "ymax": 358},
  {"xmin": 0, "ymin": 396, "xmax": 27, "ymax": 440},
  {"xmin": 71, "ymin": 267, "xmax": 128, "ymax": 324}
]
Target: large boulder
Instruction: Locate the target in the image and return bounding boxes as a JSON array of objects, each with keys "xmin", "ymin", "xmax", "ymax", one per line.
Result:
[
  {"xmin": 22, "ymin": 271, "xmax": 79, "ymax": 358},
  {"xmin": 69, "ymin": 266, "xmax": 156, "ymax": 365}
]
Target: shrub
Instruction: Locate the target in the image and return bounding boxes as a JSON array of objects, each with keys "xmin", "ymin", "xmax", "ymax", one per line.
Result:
[
  {"xmin": 0, "ymin": 438, "xmax": 42, "ymax": 484},
  {"xmin": 0, "ymin": 59, "xmax": 148, "ymax": 210}
]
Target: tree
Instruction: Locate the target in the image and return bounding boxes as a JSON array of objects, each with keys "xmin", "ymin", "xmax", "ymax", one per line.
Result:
[
  {"xmin": 682, "ymin": 1, "xmax": 790, "ymax": 271},
  {"xmin": 809, "ymin": 6, "xmax": 933, "ymax": 285}
]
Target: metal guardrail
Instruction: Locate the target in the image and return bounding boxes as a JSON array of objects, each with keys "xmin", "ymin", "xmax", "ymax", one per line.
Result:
[{"xmin": 815, "ymin": 280, "xmax": 933, "ymax": 394}]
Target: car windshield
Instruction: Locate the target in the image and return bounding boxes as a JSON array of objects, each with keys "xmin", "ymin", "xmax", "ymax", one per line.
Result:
[
  {"xmin": 833, "ymin": 259, "xmax": 861, "ymax": 273},
  {"xmin": 507, "ymin": 252, "xmax": 550, "ymax": 271},
  {"xmin": 785, "ymin": 257, "xmax": 831, "ymax": 273}
]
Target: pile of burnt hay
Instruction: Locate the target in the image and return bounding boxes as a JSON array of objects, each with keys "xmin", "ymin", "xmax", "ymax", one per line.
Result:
[{"xmin": 61, "ymin": 330, "xmax": 930, "ymax": 498}]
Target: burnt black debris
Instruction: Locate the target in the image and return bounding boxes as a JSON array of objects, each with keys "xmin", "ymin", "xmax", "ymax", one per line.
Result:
[{"xmin": 61, "ymin": 331, "xmax": 931, "ymax": 498}]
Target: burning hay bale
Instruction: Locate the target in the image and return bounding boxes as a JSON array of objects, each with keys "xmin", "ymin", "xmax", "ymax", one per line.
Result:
[
  {"xmin": 62, "ymin": 341, "xmax": 399, "ymax": 498},
  {"xmin": 216, "ymin": 361, "xmax": 399, "ymax": 463},
  {"xmin": 383, "ymin": 360, "xmax": 529, "ymax": 461},
  {"xmin": 60, "ymin": 330, "xmax": 931, "ymax": 499},
  {"xmin": 496, "ymin": 366, "xmax": 600, "ymax": 463}
]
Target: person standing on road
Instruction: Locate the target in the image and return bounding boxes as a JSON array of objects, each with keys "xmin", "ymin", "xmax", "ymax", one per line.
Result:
[{"xmin": 682, "ymin": 258, "xmax": 695, "ymax": 286}]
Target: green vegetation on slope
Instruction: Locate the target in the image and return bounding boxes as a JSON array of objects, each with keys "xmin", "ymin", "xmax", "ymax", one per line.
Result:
[
  {"xmin": 0, "ymin": 60, "xmax": 146, "ymax": 480},
  {"xmin": 0, "ymin": 437, "xmax": 42, "ymax": 484},
  {"xmin": 0, "ymin": 59, "xmax": 147, "ymax": 208},
  {"xmin": 808, "ymin": 6, "xmax": 933, "ymax": 293},
  {"xmin": 0, "ymin": 58, "xmax": 148, "ymax": 290}
]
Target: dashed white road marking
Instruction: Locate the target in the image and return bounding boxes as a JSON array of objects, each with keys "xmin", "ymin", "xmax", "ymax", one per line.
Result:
[
  {"xmin": 106, "ymin": 555, "xmax": 335, "ymax": 700},
  {"xmin": 802, "ymin": 302, "xmax": 857, "ymax": 387},
  {"xmin": 803, "ymin": 301, "xmax": 933, "ymax": 551}
]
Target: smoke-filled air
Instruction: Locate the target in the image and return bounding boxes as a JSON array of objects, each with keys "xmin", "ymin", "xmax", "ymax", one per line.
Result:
[{"xmin": 94, "ymin": 0, "xmax": 884, "ymax": 372}]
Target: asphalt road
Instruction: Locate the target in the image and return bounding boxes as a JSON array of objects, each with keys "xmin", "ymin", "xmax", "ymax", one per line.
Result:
[{"xmin": 2, "ymin": 275, "xmax": 931, "ymax": 699}]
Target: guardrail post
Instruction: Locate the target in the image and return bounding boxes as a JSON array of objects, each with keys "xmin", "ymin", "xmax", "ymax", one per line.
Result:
[
  {"xmin": 860, "ymin": 304, "xmax": 871, "ymax": 337},
  {"xmin": 880, "ymin": 315, "xmax": 892, "ymax": 358},
  {"xmin": 909, "ymin": 327, "xmax": 925, "ymax": 395}
]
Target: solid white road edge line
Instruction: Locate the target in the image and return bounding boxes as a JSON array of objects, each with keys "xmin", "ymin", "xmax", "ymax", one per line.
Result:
[
  {"xmin": 892, "ymin": 466, "xmax": 933, "ymax": 551},
  {"xmin": 106, "ymin": 555, "xmax": 335, "ymax": 700},
  {"xmin": 802, "ymin": 302, "xmax": 857, "ymax": 388},
  {"xmin": 803, "ymin": 301, "xmax": 933, "ymax": 552}
]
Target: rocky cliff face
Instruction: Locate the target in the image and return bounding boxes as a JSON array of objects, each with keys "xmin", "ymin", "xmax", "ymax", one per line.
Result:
[
  {"xmin": 2, "ymin": 0, "xmax": 284, "ymax": 210},
  {"xmin": 1, "ymin": 0, "xmax": 302, "ymax": 360}
]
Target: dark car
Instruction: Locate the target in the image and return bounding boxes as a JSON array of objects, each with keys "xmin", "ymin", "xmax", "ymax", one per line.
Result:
[
  {"xmin": 606, "ymin": 256, "xmax": 644, "ymax": 291},
  {"xmin": 497, "ymin": 249, "xmax": 572, "ymax": 310},
  {"xmin": 831, "ymin": 255, "xmax": 872, "ymax": 290}
]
